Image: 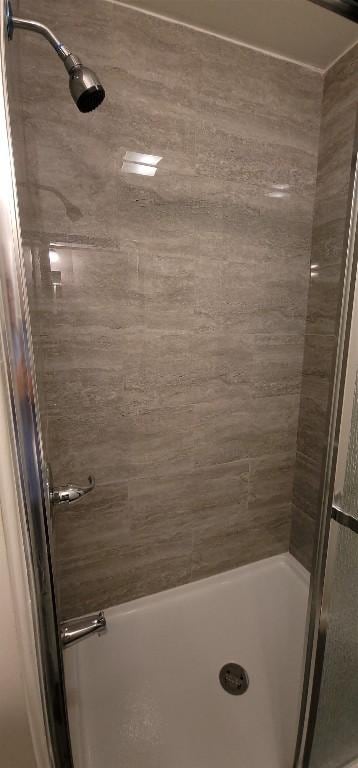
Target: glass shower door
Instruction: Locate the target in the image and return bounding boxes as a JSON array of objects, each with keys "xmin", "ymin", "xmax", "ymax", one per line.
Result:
[
  {"xmin": 305, "ymin": 253, "xmax": 358, "ymax": 768},
  {"xmin": 309, "ymin": 524, "xmax": 358, "ymax": 768}
]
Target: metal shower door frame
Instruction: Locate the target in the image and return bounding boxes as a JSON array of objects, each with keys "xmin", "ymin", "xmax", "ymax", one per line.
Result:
[
  {"xmin": 0, "ymin": 3, "xmax": 73, "ymax": 767},
  {"xmin": 294, "ymin": 114, "xmax": 358, "ymax": 767}
]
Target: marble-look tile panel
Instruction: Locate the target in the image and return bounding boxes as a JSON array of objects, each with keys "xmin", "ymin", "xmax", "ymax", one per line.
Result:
[
  {"xmin": 48, "ymin": 393, "xmax": 300, "ymax": 486},
  {"xmin": 129, "ymin": 460, "xmax": 249, "ymax": 542},
  {"xmin": 301, "ymin": 333, "xmax": 337, "ymax": 380},
  {"xmin": 191, "ymin": 452, "xmax": 293, "ymax": 582},
  {"xmin": 55, "ymin": 479, "xmax": 130, "ymax": 617},
  {"xmin": 8, "ymin": 0, "xmax": 324, "ymax": 608},
  {"xmin": 290, "ymin": 504, "xmax": 316, "ymax": 572},
  {"xmin": 295, "ymin": 332, "xmax": 337, "ymax": 441},
  {"xmin": 292, "ymin": 452, "xmax": 322, "ymax": 522},
  {"xmin": 55, "ymin": 480, "xmax": 129, "ymax": 564},
  {"xmin": 249, "ymin": 453, "xmax": 296, "ymax": 511},
  {"xmin": 194, "ymin": 250, "xmax": 309, "ymax": 335},
  {"xmin": 57, "ymin": 533, "xmax": 193, "ymax": 618},
  {"xmin": 11, "ymin": 0, "xmax": 322, "ymax": 247},
  {"xmin": 296, "ymin": 376, "xmax": 331, "ymax": 462},
  {"xmin": 122, "ymin": 327, "xmax": 253, "ymax": 411},
  {"xmin": 310, "ymin": 219, "xmax": 347, "ymax": 269},
  {"xmin": 251, "ymin": 334, "xmax": 304, "ymax": 398},
  {"xmin": 42, "ymin": 325, "xmax": 306, "ymax": 418},
  {"xmin": 320, "ymin": 43, "xmax": 358, "ymax": 125},
  {"xmin": 57, "ymin": 454, "xmax": 296, "ymax": 617},
  {"xmin": 44, "ymin": 326, "xmax": 253, "ymax": 417},
  {"xmin": 192, "ymin": 505, "xmax": 290, "ymax": 581},
  {"xmin": 306, "ymin": 263, "xmax": 346, "ymax": 336},
  {"xmin": 16, "ymin": 115, "xmax": 318, "ymax": 254}
]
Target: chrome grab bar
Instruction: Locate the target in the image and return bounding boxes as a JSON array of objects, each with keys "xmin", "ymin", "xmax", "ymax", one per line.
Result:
[
  {"xmin": 331, "ymin": 503, "xmax": 358, "ymax": 535},
  {"xmin": 61, "ymin": 611, "xmax": 106, "ymax": 648},
  {"xmin": 50, "ymin": 475, "xmax": 95, "ymax": 506}
]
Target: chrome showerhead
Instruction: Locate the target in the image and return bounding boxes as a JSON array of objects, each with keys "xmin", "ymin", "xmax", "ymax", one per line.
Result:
[
  {"xmin": 63, "ymin": 53, "xmax": 105, "ymax": 113},
  {"xmin": 6, "ymin": 1, "xmax": 105, "ymax": 113}
]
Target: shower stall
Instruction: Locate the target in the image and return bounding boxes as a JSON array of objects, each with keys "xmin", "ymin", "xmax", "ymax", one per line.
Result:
[{"xmin": 1, "ymin": 0, "xmax": 358, "ymax": 766}]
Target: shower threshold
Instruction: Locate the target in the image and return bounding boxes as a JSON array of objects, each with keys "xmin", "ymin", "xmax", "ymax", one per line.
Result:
[{"xmin": 64, "ymin": 553, "xmax": 309, "ymax": 768}]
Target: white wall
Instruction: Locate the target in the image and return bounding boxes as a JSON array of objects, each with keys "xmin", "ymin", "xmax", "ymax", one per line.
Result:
[
  {"xmin": 0, "ymin": 496, "xmax": 38, "ymax": 768},
  {"xmin": 0, "ymin": 1, "xmax": 51, "ymax": 762}
]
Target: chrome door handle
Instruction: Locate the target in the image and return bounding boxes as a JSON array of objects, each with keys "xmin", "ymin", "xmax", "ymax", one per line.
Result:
[{"xmin": 50, "ymin": 475, "xmax": 95, "ymax": 506}]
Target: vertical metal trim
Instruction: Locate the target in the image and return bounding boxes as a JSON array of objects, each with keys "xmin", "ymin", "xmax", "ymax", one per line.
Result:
[
  {"xmin": 0, "ymin": 3, "xmax": 73, "ymax": 767},
  {"xmin": 294, "ymin": 114, "xmax": 358, "ymax": 767}
]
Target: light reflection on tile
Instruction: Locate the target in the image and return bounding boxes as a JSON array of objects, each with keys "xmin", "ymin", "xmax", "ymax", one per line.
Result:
[
  {"xmin": 124, "ymin": 150, "xmax": 162, "ymax": 165},
  {"xmin": 121, "ymin": 160, "xmax": 157, "ymax": 176},
  {"xmin": 49, "ymin": 249, "xmax": 60, "ymax": 264},
  {"xmin": 121, "ymin": 150, "xmax": 163, "ymax": 176}
]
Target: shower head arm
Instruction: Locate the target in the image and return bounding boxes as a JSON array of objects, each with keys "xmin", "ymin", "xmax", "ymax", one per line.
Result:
[
  {"xmin": 8, "ymin": 13, "xmax": 73, "ymax": 64},
  {"xmin": 6, "ymin": 1, "xmax": 105, "ymax": 113}
]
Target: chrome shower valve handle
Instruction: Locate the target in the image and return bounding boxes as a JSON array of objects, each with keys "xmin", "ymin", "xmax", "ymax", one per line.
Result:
[{"xmin": 50, "ymin": 475, "xmax": 95, "ymax": 506}]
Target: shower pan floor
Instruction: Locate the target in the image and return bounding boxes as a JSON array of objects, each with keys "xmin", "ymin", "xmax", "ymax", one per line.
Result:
[{"xmin": 65, "ymin": 553, "xmax": 309, "ymax": 768}]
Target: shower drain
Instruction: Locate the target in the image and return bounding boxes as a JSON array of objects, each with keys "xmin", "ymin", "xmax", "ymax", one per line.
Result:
[{"xmin": 219, "ymin": 663, "xmax": 249, "ymax": 696}]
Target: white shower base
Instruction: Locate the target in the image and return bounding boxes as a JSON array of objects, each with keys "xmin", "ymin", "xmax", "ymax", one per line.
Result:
[{"xmin": 65, "ymin": 553, "xmax": 309, "ymax": 768}]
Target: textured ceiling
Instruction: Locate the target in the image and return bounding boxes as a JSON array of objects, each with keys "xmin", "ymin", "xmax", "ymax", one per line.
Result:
[{"xmin": 108, "ymin": 0, "xmax": 358, "ymax": 69}]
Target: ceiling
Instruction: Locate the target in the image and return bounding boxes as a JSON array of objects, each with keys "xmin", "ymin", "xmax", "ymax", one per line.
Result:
[{"xmin": 111, "ymin": 0, "xmax": 358, "ymax": 69}]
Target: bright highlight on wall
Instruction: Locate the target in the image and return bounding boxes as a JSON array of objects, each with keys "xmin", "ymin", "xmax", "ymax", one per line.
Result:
[{"xmin": 121, "ymin": 150, "xmax": 162, "ymax": 176}]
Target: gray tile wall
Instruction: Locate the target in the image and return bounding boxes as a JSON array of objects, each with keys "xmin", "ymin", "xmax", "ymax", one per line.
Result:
[
  {"xmin": 8, "ymin": 0, "xmax": 322, "ymax": 617},
  {"xmin": 289, "ymin": 43, "xmax": 358, "ymax": 570}
]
